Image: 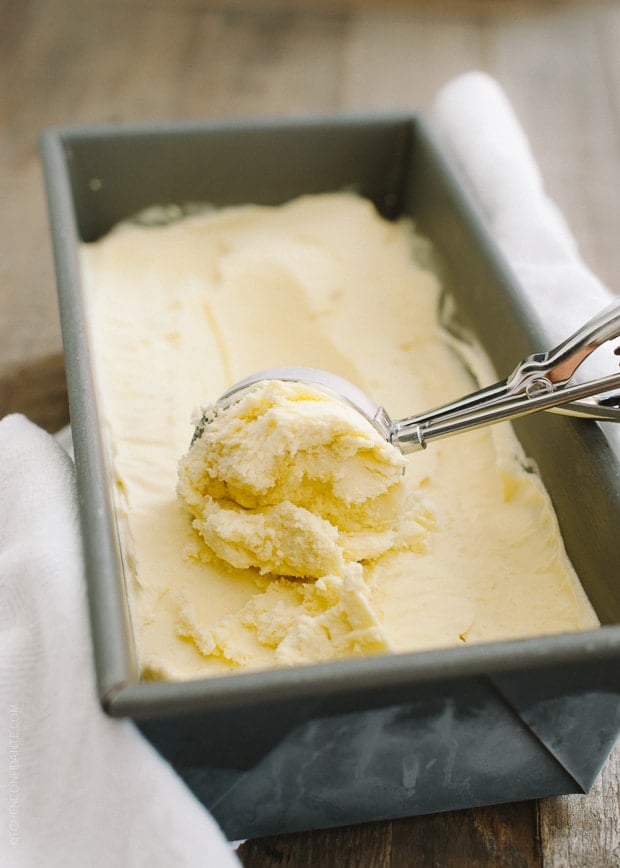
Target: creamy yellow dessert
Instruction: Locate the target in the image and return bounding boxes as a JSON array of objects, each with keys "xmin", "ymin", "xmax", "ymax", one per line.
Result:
[
  {"xmin": 81, "ymin": 192, "xmax": 598, "ymax": 680},
  {"xmin": 178, "ymin": 379, "xmax": 413, "ymax": 578}
]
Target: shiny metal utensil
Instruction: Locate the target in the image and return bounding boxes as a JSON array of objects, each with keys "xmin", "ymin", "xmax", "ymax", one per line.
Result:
[{"xmin": 197, "ymin": 301, "xmax": 620, "ymax": 453}]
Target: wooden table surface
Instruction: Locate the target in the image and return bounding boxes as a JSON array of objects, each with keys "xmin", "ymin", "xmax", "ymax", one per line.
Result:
[{"xmin": 2, "ymin": 0, "xmax": 618, "ymax": 864}]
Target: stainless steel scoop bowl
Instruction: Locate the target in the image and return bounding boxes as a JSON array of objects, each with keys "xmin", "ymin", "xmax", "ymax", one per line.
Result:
[{"xmin": 195, "ymin": 302, "xmax": 620, "ymax": 453}]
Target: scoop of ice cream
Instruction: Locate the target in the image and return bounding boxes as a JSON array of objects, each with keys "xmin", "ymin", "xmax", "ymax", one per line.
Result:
[
  {"xmin": 177, "ymin": 379, "xmax": 409, "ymax": 578},
  {"xmin": 176, "ymin": 562, "xmax": 392, "ymax": 668}
]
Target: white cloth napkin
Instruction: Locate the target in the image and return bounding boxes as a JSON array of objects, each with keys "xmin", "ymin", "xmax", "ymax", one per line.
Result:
[
  {"xmin": 432, "ymin": 71, "xmax": 619, "ymax": 453},
  {"xmin": 1, "ymin": 72, "xmax": 617, "ymax": 868},
  {"xmin": 432, "ymin": 71, "xmax": 613, "ymax": 330},
  {"xmin": 0, "ymin": 415, "xmax": 240, "ymax": 867}
]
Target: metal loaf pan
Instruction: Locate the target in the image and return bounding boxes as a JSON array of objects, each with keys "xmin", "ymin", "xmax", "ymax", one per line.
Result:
[{"xmin": 40, "ymin": 115, "xmax": 620, "ymax": 840}]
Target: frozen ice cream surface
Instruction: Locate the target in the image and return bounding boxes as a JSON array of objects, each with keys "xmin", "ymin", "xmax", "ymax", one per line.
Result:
[
  {"xmin": 81, "ymin": 192, "xmax": 599, "ymax": 681},
  {"xmin": 178, "ymin": 379, "xmax": 414, "ymax": 578}
]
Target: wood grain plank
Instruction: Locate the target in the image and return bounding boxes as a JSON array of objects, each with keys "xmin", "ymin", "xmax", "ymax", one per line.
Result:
[
  {"xmin": 342, "ymin": 3, "xmax": 483, "ymax": 111},
  {"xmin": 389, "ymin": 802, "xmax": 541, "ymax": 868},
  {"xmin": 0, "ymin": 354, "xmax": 68, "ymax": 433},
  {"xmin": 488, "ymin": 1, "xmax": 620, "ymax": 293},
  {"xmin": 238, "ymin": 821, "xmax": 392, "ymax": 868},
  {"xmin": 538, "ymin": 742, "xmax": 620, "ymax": 867},
  {"xmin": 238, "ymin": 801, "xmax": 542, "ymax": 867}
]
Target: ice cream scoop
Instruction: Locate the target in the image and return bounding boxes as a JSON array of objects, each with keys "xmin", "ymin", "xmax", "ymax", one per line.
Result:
[{"xmin": 195, "ymin": 301, "xmax": 620, "ymax": 454}]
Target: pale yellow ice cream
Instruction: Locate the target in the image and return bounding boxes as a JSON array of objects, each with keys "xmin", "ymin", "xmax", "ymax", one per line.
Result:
[
  {"xmin": 178, "ymin": 379, "xmax": 417, "ymax": 577},
  {"xmin": 81, "ymin": 192, "xmax": 599, "ymax": 681}
]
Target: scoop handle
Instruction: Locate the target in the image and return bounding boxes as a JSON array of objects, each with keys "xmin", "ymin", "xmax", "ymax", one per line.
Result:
[
  {"xmin": 392, "ymin": 301, "xmax": 620, "ymax": 452},
  {"xmin": 506, "ymin": 299, "xmax": 620, "ymax": 389},
  {"xmin": 391, "ymin": 372, "xmax": 620, "ymax": 452}
]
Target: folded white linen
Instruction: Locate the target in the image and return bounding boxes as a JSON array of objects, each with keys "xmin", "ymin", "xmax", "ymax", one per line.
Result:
[
  {"xmin": 0, "ymin": 415, "xmax": 240, "ymax": 867},
  {"xmin": 432, "ymin": 71, "xmax": 613, "ymax": 334},
  {"xmin": 432, "ymin": 71, "xmax": 619, "ymax": 452}
]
